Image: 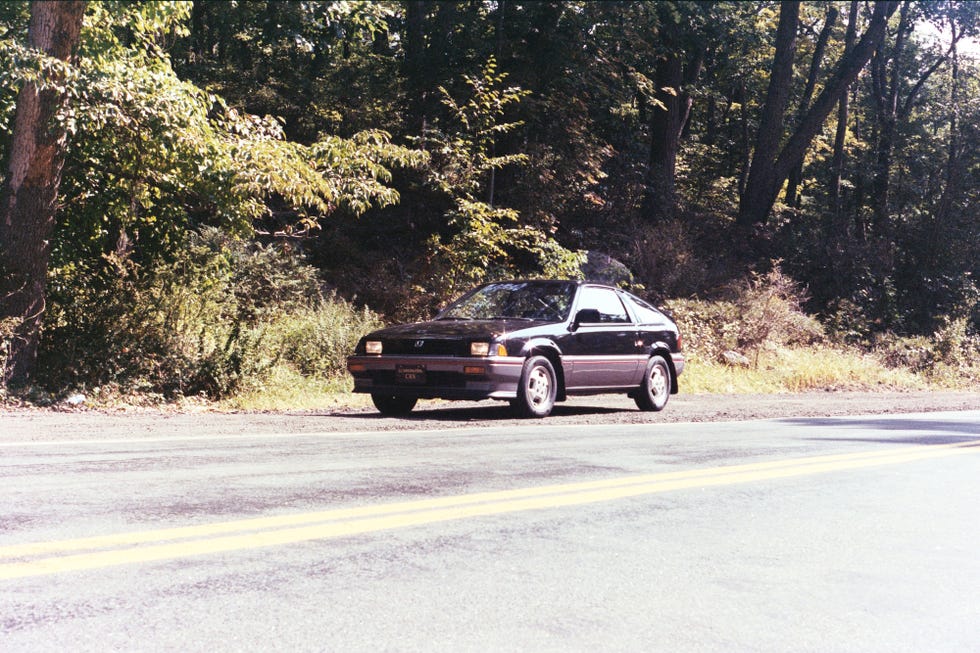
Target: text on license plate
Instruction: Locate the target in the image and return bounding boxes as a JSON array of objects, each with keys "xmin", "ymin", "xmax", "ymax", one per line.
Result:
[{"xmin": 396, "ymin": 364, "xmax": 426, "ymax": 384}]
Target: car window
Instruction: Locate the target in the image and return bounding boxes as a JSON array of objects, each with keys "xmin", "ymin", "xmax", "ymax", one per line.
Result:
[
  {"xmin": 440, "ymin": 282, "xmax": 575, "ymax": 321},
  {"xmin": 623, "ymin": 293, "xmax": 666, "ymax": 324},
  {"xmin": 577, "ymin": 287, "xmax": 631, "ymax": 323}
]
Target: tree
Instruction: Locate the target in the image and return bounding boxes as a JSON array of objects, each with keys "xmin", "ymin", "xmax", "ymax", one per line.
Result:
[
  {"xmin": 737, "ymin": 0, "xmax": 800, "ymax": 233},
  {"xmin": 737, "ymin": 0, "xmax": 899, "ymax": 231},
  {"xmin": 784, "ymin": 3, "xmax": 839, "ymax": 209},
  {"xmin": 0, "ymin": 0, "xmax": 85, "ymax": 387},
  {"xmin": 641, "ymin": 1, "xmax": 705, "ymax": 223},
  {"xmin": 830, "ymin": 0, "xmax": 859, "ymax": 220}
]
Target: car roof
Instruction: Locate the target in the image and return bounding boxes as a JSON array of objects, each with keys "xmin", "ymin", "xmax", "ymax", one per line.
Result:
[{"xmin": 482, "ymin": 279, "xmax": 618, "ymax": 289}]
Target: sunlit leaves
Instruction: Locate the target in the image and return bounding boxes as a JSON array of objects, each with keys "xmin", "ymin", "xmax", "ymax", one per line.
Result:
[{"xmin": 418, "ymin": 58, "xmax": 584, "ymax": 300}]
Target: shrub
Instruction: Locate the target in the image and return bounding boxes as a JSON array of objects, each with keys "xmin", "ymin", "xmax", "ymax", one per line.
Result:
[
  {"xmin": 262, "ymin": 299, "xmax": 384, "ymax": 380},
  {"xmin": 735, "ymin": 264, "xmax": 824, "ymax": 362},
  {"xmin": 38, "ymin": 228, "xmax": 381, "ymax": 399},
  {"xmin": 664, "ymin": 263, "xmax": 823, "ymax": 367},
  {"xmin": 871, "ymin": 333, "xmax": 934, "ymax": 372},
  {"xmin": 661, "ymin": 298, "xmax": 741, "ymax": 362},
  {"xmin": 628, "ymin": 219, "xmax": 709, "ymax": 299}
]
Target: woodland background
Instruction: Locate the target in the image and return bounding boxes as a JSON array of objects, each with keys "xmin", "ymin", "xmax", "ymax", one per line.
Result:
[{"xmin": 1, "ymin": 1, "xmax": 978, "ymax": 403}]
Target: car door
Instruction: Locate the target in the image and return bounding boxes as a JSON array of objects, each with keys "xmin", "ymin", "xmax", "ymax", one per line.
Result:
[{"xmin": 563, "ymin": 286, "xmax": 641, "ymax": 388}]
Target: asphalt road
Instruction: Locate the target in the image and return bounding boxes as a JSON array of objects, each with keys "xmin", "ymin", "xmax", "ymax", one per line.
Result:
[{"xmin": 1, "ymin": 409, "xmax": 978, "ymax": 652}]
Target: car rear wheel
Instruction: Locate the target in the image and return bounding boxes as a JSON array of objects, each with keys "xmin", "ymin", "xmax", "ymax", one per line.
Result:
[
  {"xmin": 512, "ymin": 355, "xmax": 557, "ymax": 418},
  {"xmin": 634, "ymin": 355, "xmax": 671, "ymax": 411},
  {"xmin": 371, "ymin": 394, "xmax": 418, "ymax": 415}
]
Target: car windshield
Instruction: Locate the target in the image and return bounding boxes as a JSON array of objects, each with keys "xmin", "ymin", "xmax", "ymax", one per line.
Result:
[{"xmin": 439, "ymin": 282, "xmax": 575, "ymax": 322}]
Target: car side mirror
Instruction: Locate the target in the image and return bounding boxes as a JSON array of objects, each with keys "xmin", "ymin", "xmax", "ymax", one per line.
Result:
[{"xmin": 570, "ymin": 308, "xmax": 601, "ymax": 331}]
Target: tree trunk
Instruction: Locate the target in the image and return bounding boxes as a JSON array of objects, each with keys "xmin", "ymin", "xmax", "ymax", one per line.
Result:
[
  {"xmin": 643, "ymin": 55, "xmax": 684, "ymax": 222},
  {"xmin": 935, "ymin": 36, "xmax": 960, "ymax": 238},
  {"xmin": 831, "ymin": 1, "xmax": 859, "ymax": 219},
  {"xmin": 870, "ymin": 1, "xmax": 911, "ymax": 236},
  {"xmin": 785, "ymin": 5, "xmax": 838, "ymax": 208},
  {"xmin": 737, "ymin": 1, "xmax": 899, "ymax": 231},
  {"xmin": 736, "ymin": 0, "xmax": 800, "ymax": 230},
  {"xmin": 0, "ymin": 0, "xmax": 86, "ymax": 387},
  {"xmin": 403, "ymin": 1, "xmax": 429, "ymax": 134}
]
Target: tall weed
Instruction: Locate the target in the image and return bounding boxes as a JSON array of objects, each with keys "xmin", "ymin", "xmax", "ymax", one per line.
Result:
[
  {"xmin": 39, "ymin": 229, "xmax": 381, "ymax": 399},
  {"xmin": 664, "ymin": 263, "xmax": 822, "ymax": 367}
]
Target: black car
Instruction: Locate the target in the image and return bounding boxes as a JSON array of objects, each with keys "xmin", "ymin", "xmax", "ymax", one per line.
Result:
[{"xmin": 347, "ymin": 280, "xmax": 684, "ymax": 418}]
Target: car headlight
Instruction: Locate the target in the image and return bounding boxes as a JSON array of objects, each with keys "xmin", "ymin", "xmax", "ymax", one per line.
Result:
[
  {"xmin": 365, "ymin": 340, "xmax": 383, "ymax": 355},
  {"xmin": 470, "ymin": 342, "xmax": 507, "ymax": 356}
]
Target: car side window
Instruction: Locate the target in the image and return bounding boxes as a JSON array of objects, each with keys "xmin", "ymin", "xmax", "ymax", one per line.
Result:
[
  {"xmin": 578, "ymin": 287, "xmax": 631, "ymax": 323},
  {"xmin": 624, "ymin": 293, "xmax": 666, "ymax": 324}
]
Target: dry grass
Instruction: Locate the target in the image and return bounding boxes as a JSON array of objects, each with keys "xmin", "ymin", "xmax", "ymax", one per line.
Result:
[
  {"xmin": 221, "ymin": 344, "xmax": 977, "ymax": 410},
  {"xmin": 680, "ymin": 346, "xmax": 933, "ymax": 395},
  {"xmin": 217, "ymin": 366, "xmax": 374, "ymax": 411}
]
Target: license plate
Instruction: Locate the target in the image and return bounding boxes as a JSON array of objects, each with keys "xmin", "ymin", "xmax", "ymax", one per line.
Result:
[{"xmin": 396, "ymin": 364, "xmax": 426, "ymax": 384}]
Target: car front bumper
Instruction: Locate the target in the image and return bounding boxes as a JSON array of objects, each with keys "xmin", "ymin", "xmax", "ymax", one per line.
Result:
[{"xmin": 347, "ymin": 355, "xmax": 526, "ymax": 400}]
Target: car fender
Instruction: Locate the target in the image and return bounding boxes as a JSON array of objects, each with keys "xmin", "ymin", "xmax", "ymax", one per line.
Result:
[
  {"xmin": 647, "ymin": 342, "xmax": 679, "ymax": 394},
  {"xmin": 516, "ymin": 338, "xmax": 566, "ymax": 400}
]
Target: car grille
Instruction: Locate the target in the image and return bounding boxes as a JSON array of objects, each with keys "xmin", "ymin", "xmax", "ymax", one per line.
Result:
[{"xmin": 382, "ymin": 339, "xmax": 468, "ymax": 356}]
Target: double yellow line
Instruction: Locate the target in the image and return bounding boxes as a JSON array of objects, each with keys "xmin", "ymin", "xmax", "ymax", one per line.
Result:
[{"xmin": 2, "ymin": 441, "xmax": 977, "ymax": 580}]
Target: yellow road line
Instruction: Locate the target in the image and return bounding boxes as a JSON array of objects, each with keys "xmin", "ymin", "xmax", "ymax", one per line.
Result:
[{"xmin": 1, "ymin": 441, "xmax": 977, "ymax": 579}]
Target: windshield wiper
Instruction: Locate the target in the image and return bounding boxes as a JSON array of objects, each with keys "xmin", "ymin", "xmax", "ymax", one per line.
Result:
[{"xmin": 436, "ymin": 316, "xmax": 472, "ymax": 321}]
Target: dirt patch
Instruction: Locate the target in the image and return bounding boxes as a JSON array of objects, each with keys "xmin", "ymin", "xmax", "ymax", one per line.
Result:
[{"xmin": 1, "ymin": 391, "xmax": 977, "ymax": 442}]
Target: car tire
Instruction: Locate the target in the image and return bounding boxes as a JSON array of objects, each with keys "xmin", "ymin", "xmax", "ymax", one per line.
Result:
[
  {"xmin": 512, "ymin": 355, "xmax": 558, "ymax": 418},
  {"xmin": 634, "ymin": 355, "xmax": 671, "ymax": 412},
  {"xmin": 371, "ymin": 394, "xmax": 418, "ymax": 415}
]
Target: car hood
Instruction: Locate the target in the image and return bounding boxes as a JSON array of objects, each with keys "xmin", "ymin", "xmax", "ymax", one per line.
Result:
[{"xmin": 368, "ymin": 318, "xmax": 546, "ymax": 340}]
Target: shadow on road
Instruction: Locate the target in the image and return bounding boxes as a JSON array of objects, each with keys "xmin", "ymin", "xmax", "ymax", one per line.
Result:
[
  {"xmin": 334, "ymin": 403, "xmax": 627, "ymax": 422},
  {"xmin": 786, "ymin": 416, "xmax": 980, "ymax": 446}
]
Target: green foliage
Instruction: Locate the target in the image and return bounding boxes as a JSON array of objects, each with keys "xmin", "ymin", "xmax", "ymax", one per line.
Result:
[
  {"xmin": 259, "ymin": 302, "xmax": 383, "ymax": 381},
  {"xmin": 39, "ymin": 228, "xmax": 381, "ymax": 398},
  {"xmin": 425, "ymin": 57, "xmax": 530, "ymax": 199},
  {"xmin": 664, "ymin": 263, "xmax": 823, "ymax": 367},
  {"xmin": 663, "ymin": 298, "xmax": 741, "ymax": 363},
  {"xmin": 3, "ymin": 1, "xmax": 979, "ymax": 402},
  {"xmin": 416, "ymin": 58, "xmax": 584, "ymax": 305},
  {"xmin": 870, "ymin": 316, "xmax": 980, "ymax": 387},
  {"xmin": 734, "ymin": 264, "xmax": 825, "ymax": 363},
  {"xmin": 2, "ymin": 1, "xmax": 425, "ymax": 274}
]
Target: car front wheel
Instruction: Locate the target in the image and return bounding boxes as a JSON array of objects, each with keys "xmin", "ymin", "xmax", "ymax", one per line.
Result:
[
  {"xmin": 512, "ymin": 355, "xmax": 557, "ymax": 418},
  {"xmin": 371, "ymin": 394, "xmax": 418, "ymax": 416},
  {"xmin": 634, "ymin": 355, "xmax": 671, "ymax": 411}
]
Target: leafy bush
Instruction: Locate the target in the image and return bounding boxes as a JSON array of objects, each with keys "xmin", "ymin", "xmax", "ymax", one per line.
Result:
[
  {"xmin": 664, "ymin": 263, "xmax": 823, "ymax": 367},
  {"xmin": 871, "ymin": 333, "xmax": 934, "ymax": 373},
  {"xmin": 0, "ymin": 316, "xmax": 16, "ymax": 395},
  {"xmin": 39, "ymin": 228, "xmax": 381, "ymax": 398},
  {"xmin": 628, "ymin": 219, "xmax": 709, "ymax": 299},
  {"xmin": 662, "ymin": 298, "xmax": 741, "ymax": 362},
  {"xmin": 261, "ymin": 301, "xmax": 383, "ymax": 380},
  {"xmin": 870, "ymin": 316, "xmax": 980, "ymax": 387},
  {"xmin": 734, "ymin": 264, "xmax": 824, "ymax": 360}
]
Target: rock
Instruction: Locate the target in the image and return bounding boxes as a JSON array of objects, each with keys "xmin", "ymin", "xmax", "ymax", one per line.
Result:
[
  {"xmin": 581, "ymin": 251, "xmax": 634, "ymax": 286},
  {"xmin": 722, "ymin": 350, "xmax": 751, "ymax": 367},
  {"xmin": 65, "ymin": 393, "xmax": 86, "ymax": 407}
]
